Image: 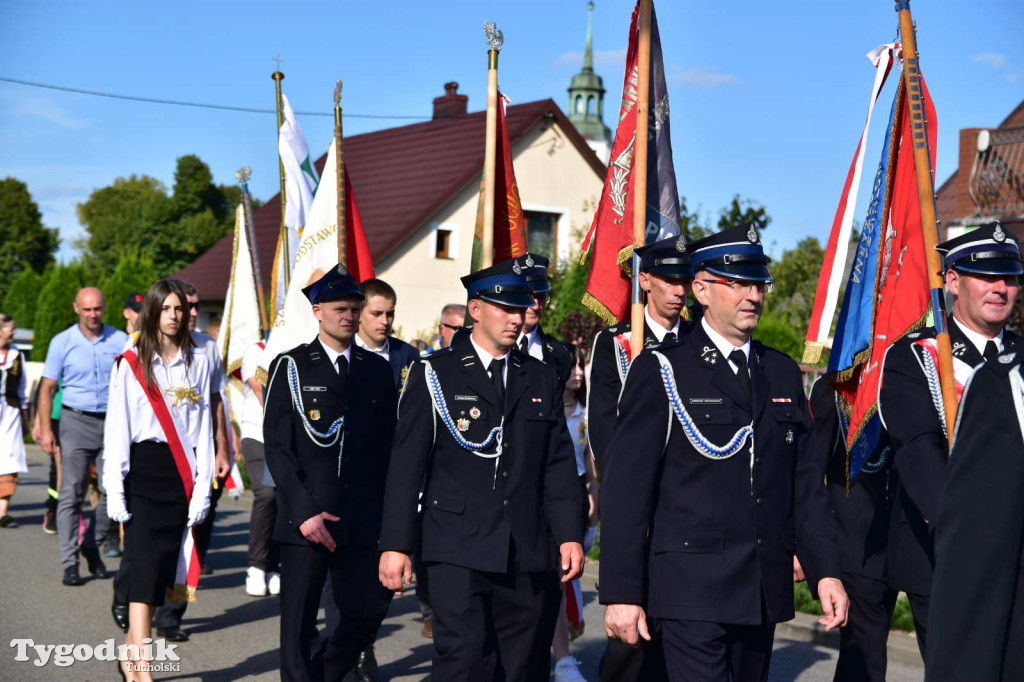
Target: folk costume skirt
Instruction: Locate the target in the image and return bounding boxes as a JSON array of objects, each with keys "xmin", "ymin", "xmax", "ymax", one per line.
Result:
[{"xmin": 123, "ymin": 441, "xmax": 188, "ymax": 606}]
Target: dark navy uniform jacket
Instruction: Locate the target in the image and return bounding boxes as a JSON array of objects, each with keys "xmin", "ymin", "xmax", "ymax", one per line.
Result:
[
  {"xmin": 599, "ymin": 323, "xmax": 840, "ymax": 625},
  {"xmin": 535, "ymin": 325, "xmax": 573, "ymax": 388},
  {"xmin": 385, "ymin": 335, "xmax": 421, "ymax": 391},
  {"xmin": 880, "ymin": 317, "xmax": 1020, "ymax": 594},
  {"xmin": 379, "ymin": 335, "xmax": 583, "ymax": 574},
  {"xmin": 809, "ymin": 378, "xmax": 893, "ymax": 580},
  {"xmin": 263, "ymin": 338, "xmax": 398, "ymax": 548},
  {"xmin": 928, "ymin": 351, "xmax": 1024, "ymax": 682}
]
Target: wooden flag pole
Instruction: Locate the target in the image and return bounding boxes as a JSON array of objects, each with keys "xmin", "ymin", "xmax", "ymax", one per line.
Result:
[
  {"xmin": 272, "ymin": 67, "xmax": 290, "ymax": 287},
  {"xmin": 334, "ymin": 80, "xmax": 348, "ymax": 268},
  {"xmin": 481, "ymin": 22, "xmax": 504, "ymax": 270},
  {"xmin": 236, "ymin": 167, "xmax": 270, "ymax": 332},
  {"xmin": 896, "ymin": 1, "xmax": 957, "ymax": 447},
  {"xmin": 630, "ymin": 0, "xmax": 652, "ymax": 358}
]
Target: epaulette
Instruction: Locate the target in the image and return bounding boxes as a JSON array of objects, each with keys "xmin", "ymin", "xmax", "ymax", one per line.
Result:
[
  {"xmin": 606, "ymin": 320, "xmax": 630, "ymax": 335},
  {"xmin": 903, "ymin": 326, "xmax": 936, "ymax": 342},
  {"xmin": 990, "ymin": 349, "xmax": 1021, "ymax": 375}
]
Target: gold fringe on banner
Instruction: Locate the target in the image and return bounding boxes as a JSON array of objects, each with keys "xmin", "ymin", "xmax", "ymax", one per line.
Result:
[
  {"xmin": 168, "ymin": 583, "xmax": 197, "ymax": 605},
  {"xmin": 581, "ymin": 292, "xmax": 619, "ymax": 326},
  {"xmin": 802, "ymin": 342, "xmax": 825, "ymax": 365}
]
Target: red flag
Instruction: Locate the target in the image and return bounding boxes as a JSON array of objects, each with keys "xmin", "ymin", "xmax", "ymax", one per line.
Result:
[
  {"xmin": 472, "ymin": 94, "xmax": 528, "ymax": 270},
  {"xmin": 343, "ymin": 167, "xmax": 375, "ymax": 281},
  {"xmin": 836, "ymin": 71, "xmax": 937, "ymax": 448}
]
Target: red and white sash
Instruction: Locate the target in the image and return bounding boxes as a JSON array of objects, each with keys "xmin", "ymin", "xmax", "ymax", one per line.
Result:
[{"xmin": 120, "ymin": 350, "xmax": 202, "ymax": 604}]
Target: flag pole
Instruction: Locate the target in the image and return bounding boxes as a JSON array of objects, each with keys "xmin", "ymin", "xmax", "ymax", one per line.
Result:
[
  {"xmin": 481, "ymin": 22, "xmax": 504, "ymax": 270},
  {"xmin": 236, "ymin": 166, "xmax": 270, "ymax": 333},
  {"xmin": 896, "ymin": 1, "xmax": 957, "ymax": 447},
  {"xmin": 334, "ymin": 80, "xmax": 348, "ymax": 268},
  {"xmin": 272, "ymin": 68, "xmax": 290, "ymax": 287},
  {"xmin": 629, "ymin": 0, "xmax": 652, "ymax": 358}
]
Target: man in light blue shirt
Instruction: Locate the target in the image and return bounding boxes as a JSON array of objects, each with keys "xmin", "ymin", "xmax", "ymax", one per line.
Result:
[{"xmin": 37, "ymin": 287, "xmax": 129, "ymax": 586}]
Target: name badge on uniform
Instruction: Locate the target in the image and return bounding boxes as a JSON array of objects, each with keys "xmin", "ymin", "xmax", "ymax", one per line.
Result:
[
  {"xmin": 689, "ymin": 398, "xmax": 723, "ymax": 405},
  {"xmin": 454, "ymin": 394, "xmax": 479, "ymax": 402},
  {"xmin": 309, "ymin": 409, "xmax": 322, "ymax": 421},
  {"xmin": 303, "ymin": 386, "xmax": 328, "ymax": 392}
]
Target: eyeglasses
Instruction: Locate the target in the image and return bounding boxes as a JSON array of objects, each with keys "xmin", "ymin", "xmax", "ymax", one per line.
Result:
[
  {"xmin": 440, "ymin": 323, "xmax": 461, "ymax": 331},
  {"xmin": 698, "ymin": 278, "xmax": 774, "ymax": 295},
  {"xmin": 189, "ymin": 302, "xmax": 201, "ymax": 311}
]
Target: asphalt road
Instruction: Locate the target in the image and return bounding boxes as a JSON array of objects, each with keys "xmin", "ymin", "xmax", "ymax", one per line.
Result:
[{"xmin": 0, "ymin": 447, "xmax": 924, "ymax": 681}]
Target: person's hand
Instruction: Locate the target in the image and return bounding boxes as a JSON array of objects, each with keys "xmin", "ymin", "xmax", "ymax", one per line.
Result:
[
  {"xmin": 31, "ymin": 417, "xmax": 42, "ymax": 444},
  {"xmin": 107, "ymin": 492, "xmax": 131, "ymax": 523},
  {"xmin": 187, "ymin": 493, "xmax": 211, "ymax": 527},
  {"xmin": 378, "ymin": 551, "xmax": 414, "ymax": 593},
  {"xmin": 559, "ymin": 542, "xmax": 585, "ymax": 582},
  {"xmin": 39, "ymin": 428, "xmax": 57, "ymax": 456},
  {"xmin": 604, "ymin": 604, "xmax": 651, "ymax": 647},
  {"xmin": 299, "ymin": 512, "xmax": 340, "ymax": 551},
  {"xmin": 793, "ymin": 556, "xmax": 806, "ymax": 582},
  {"xmin": 215, "ymin": 450, "xmax": 230, "ymax": 479},
  {"xmin": 817, "ymin": 577, "xmax": 849, "ymax": 631}
]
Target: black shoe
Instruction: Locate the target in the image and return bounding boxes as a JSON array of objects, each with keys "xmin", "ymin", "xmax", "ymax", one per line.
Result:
[
  {"xmin": 63, "ymin": 565, "xmax": 85, "ymax": 586},
  {"xmin": 42, "ymin": 510, "xmax": 57, "ymax": 534},
  {"xmin": 0, "ymin": 515, "xmax": 16, "ymax": 528},
  {"xmin": 111, "ymin": 601, "xmax": 129, "ymax": 632},
  {"xmin": 354, "ymin": 645, "xmax": 379, "ymax": 682},
  {"xmin": 156, "ymin": 627, "xmax": 189, "ymax": 642},
  {"xmin": 82, "ymin": 548, "xmax": 112, "ymax": 579}
]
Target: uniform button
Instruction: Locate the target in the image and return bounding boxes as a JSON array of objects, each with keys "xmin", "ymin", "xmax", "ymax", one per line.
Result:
[
  {"xmin": 705, "ymin": 414, "xmax": 711, "ymax": 420},
  {"xmin": 503, "ymin": 499, "xmax": 509, "ymax": 507},
  {"xmin": 683, "ymin": 541, "xmax": 690, "ymax": 549},
  {"xmin": 501, "ymin": 471, "xmax": 508, "ymax": 479},
  {"xmin": 754, "ymin": 457, "xmax": 762, "ymax": 466},
  {"xmin": 755, "ymin": 497, "xmax": 763, "ymax": 506},
  {"xmin": 756, "ymin": 538, "xmax": 764, "ymax": 547},
  {"xmin": 432, "ymin": 499, "xmax": 438, "ymax": 505}
]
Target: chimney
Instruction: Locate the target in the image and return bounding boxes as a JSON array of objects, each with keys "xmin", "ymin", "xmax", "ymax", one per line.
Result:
[{"xmin": 433, "ymin": 81, "xmax": 468, "ymax": 119}]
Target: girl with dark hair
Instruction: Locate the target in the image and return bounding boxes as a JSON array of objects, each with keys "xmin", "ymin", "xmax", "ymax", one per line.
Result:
[
  {"xmin": 552, "ymin": 343, "xmax": 600, "ymax": 682},
  {"xmin": 0, "ymin": 313, "xmax": 28, "ymax": 528},
  {"xmin": 103, "ymin": 280, "xmax": 214, "ymax": 682}
]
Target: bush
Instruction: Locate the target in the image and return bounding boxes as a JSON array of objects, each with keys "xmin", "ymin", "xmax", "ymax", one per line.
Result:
[
  {"xmin": 794, "ymin": 582, "xmax": 915, "ymax": 632},
  {"xmin": 33, "ymin": 264, "xmax": 85, "ymax": 360},
  {"xmin": 891, "ymin": 593, "xmax": 915, "ymax": 632},
  {"xmin": 2, "ymin": 268, "xmax": 44, "ymax": 329}
]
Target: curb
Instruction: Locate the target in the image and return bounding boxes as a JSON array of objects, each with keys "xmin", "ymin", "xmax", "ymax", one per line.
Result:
[{"xmin": 582, "ymin": 559, "xmax": 923, "ymax": 670}]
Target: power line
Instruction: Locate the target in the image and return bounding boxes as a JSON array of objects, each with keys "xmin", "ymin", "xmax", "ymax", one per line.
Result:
[{"xmin": 0, "ymin": 76, "xmax": 430, "ymax": 120}]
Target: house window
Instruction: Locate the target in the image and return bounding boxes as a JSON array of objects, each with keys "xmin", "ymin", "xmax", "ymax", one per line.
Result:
[
  {"xmin": 435, "ymin": 228, "xmax": 452, "ymax": 259},
  {"xmin": 524, "ymin": 211, "xmax": 559, "ymax": 263}
]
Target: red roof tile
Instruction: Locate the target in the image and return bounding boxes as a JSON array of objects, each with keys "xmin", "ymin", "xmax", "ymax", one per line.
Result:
[{"xmin": 175, "ymin": 98, "xmax": 605, "ymax": 300}]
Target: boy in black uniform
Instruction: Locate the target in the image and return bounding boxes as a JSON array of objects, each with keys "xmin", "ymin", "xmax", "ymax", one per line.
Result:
[
  {"xmin": 516, "ymin": 253, "xmax": 573, "ymax": 386},
  {"xmin": 264, "ymin": 265, "xmax": 398, "ymax": 682},
  {"xmin": 600, "ymin": 224, "xmax": 847, "ymax": 682},
  {"xmin": 379, "ymin": 257, "xmax": 584, "ymax": 681},
  {"xmin": 879, "ymin": 221, "xmax": 1021, "ymax": 658}
]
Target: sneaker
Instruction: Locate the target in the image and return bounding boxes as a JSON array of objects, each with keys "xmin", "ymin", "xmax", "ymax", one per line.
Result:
[
  {"xmin": 42, "ymin": 510, "xmax": 57, "ymax": 534},
  {"xmin": 266, "ymin": 572, "xmax": 281, "ymax": 596},
  {"xmin": 245, "ymin": 566, "xmax": 267, "ymax": 597},
  {"xmin": 0, "ymin": 515, "xmax": 16, "ymax": 528},
  {"xmin": 103, "ymin": 541, "xmax": 123, "ymax": 558},
  {"xmin": 554, "ymin": 656, "xmax": 587, "ymax": 682}
]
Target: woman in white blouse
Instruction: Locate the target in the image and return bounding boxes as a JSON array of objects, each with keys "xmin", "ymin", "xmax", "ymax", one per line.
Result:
[
  {"xmin": 0, "ymin": 313, "xmax": 29, "ymax": 528},
  {"xmin": 103, "ymin": 280, "xmax": 214, "ymax": 682}
]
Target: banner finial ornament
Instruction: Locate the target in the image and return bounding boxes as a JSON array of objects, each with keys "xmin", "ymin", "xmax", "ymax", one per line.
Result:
[
  {"xmin": 235, "ymin": 166, "xmax": 252, "ymax": 184},
  {"xmin": 484, "ymin": 22, "xmax": 504, "ymax": 52}
]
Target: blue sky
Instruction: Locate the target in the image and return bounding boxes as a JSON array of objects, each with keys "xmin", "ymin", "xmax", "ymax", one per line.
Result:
[{"xmin": 1, "ymin": 0, "xmax": 1022, "ymax": 263}]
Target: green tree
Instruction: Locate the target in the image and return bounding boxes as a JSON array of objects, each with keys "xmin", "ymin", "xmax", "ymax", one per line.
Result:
[
  {"xmin": 717, "ymin": 194, "xmax": 771, "ymax": 232},
  {"xmin": 0, "ymin": 178, "xmax": 60, "ymax": 301},
  {"xmin": 2, "ymin": 268, "xmax": 45, "ymax": 329},
  {"xmin": 752, "ymin": 237, "xmax": 825, "ymax": 361},
  {"xmin": 33, "ymin": 264, "xmax": 85, "ymax": 360},
  {"xmin": 99, "ymin": 253, "xmax": 159, "ymax": 329},
  {"xmin": 678, "ymin": 196, "xmax": 711, "ymax": 241}
]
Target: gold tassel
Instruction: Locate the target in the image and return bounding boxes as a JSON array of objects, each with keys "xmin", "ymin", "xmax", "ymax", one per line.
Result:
[{"xmin": 802, "ymin": 342, "xmax": 825, "ymax": 365}]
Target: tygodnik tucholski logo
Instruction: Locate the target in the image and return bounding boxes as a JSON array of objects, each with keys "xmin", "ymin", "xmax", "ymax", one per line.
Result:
[{"xmin": 10, "ymin": 637, "xmax": 181, "ymax": 671}]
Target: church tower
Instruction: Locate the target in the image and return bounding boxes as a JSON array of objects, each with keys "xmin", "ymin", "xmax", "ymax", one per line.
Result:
[{"xmin": 567, "ymin": 2, "xmax": 612, "ymax": 162}]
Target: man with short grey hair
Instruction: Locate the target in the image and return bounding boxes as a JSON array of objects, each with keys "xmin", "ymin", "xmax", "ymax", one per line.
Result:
[{"xmin": 37, "ymin": 287, "xmax": 128, "ymax": 586}]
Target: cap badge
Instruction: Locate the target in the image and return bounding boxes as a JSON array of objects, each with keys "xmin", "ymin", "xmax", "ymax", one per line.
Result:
[
  {"xmin": 512, "ymin": 260, "xmax": 522, "ymax": 275},
  {"xmin": 524, "ymin": 254, "xmax": 534, "ymax": 268},
  {"xmin": 469, "ymin": 406, "xmax": 482, "ymax": 419},
  {"xmin": 747, "ymin": 226, "xmax": 759, "ymax": 244},
  {"xmin": 994, "ymin": 223, "xmax": 1007, "ymax": 243},
  {"xmin": 456, "ymin": 417, "xmax": 471, "ymax": 432},
  {"xmin": 675, "ymin": 235, "xmax": 688, "ymax": 253},
  {"xmin": 335, "ymin": 263, "xmax": 348, "ymax": 276}
]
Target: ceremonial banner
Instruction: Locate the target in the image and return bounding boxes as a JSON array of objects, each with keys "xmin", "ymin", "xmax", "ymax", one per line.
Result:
[
  {"xmin": 271, "ymin": 94, "xmax": 320, "ymax": 316},
  {"xmin": 218, "ymin": 205, "xmax": 263, "ymax": 377},
  {"xmin": 263, "ymin": 139, "xmax": 374, "ymax": 370},
  {"xmin": 580, "ymin": 0, "xmax": 680, "ymax": 324},
  {"xmin": 830, "ymin": 60, "xmax": 937, "ymax": 470},
  {"xmin": 471, "ymin": 93, "xmax": 528, "ymax": 271},
  {"xmin": 804, "ymin": 45, "xmax": 898, "ymax": 364}
]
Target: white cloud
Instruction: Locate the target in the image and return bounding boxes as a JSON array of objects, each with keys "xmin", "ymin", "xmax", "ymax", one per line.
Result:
[
  {"xmin": 972, "ymin": 53, "xmax": 1006, "ymax": 69},
  {"xmin": 670, "ymin": 66, "xmax": 738, "ymax": 87},
  {"xmin": 555, "ymin": 48, "xmax": 627, "ymax": 69},
  {"xmin": 6, "ymin": 95, "xmax": 86, "ymax": 129}
]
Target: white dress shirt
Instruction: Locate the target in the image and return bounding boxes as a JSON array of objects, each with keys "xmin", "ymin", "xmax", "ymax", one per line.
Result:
[
  {"xmin": 701, "ymin": 317, "xmax": 751, "ymax": 374},
  {"xmin": 103, "ymin": 348, "xmax": 215, "ymax": 508},
  {"xmin": 516, "ymin": 327, "xmax": 544, "ymax": 361},
  {"xmin": 469, "ymin": 335, "xmax": 508, "ymax": 385},
  {"xmin": 354, "ymin": 333, "xmax": 390, "ymax": 361},
  {"xmin": 951, "ymin": 315, "xmax": 1003, "ymax": 356},
  {"xmin": 320, "ymin": 340, "xmax": 352, "ymax": 373},
  {"xmin": 240, "ymin": 342, "xmax": 265, "ymax": 442},
  {"xmin": 645, "ymin": 306, "xmax": 681, "ymax": 343}
]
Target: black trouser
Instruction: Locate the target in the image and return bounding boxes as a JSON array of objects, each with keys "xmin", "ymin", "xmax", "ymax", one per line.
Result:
[
  {"xmin": 414, "ymin": 542, "xmax": 432, "ymax": 620},
  {"xmin": 280, "ymin": 543, "xmax": 392, "ymax": 682},
  {"xmin": 660, "ymin": 618, "xmax": 775, "ymax": 682},
  {"xmin": 905, "ymin": 590, "xmax": 929, "ymax": 661},
  {"xmin": 241, "ymin": 439, "xmax": 279, "ymax": 572},
  {"xmin": 599, "ymin": 624, "xmax": 669, "ymax": 682},
  {"xmin": 426, "ymin": 560, "xmax": 561, "ymax": 682},
  {"xmin": 834, "ymin": 572, "xmax": 898, "ymax": 682}
]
